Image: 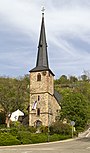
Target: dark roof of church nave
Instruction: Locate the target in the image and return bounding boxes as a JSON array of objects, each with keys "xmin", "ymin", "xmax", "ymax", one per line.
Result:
[{"xmin": 54, "ymin": 89, "xmax": 61, "ymax": 105}]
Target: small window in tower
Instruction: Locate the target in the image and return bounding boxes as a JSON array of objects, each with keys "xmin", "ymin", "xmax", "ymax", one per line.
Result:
[
  {"xmin": 37, "ymin": 73, "xmax": 41, "ymax": 81},
  {"xmin": 37, "ymin": 108, "xmax": 40, "ymax": 116},
  {"xmin": 38, "ymin": 95, "xmax": 40, "ymax": 101}
]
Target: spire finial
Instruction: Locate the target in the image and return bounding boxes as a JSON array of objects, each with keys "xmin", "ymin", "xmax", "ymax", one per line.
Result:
[{"xmin": 41, "ymin": 7, "xmax": 45, "ymax": 17}]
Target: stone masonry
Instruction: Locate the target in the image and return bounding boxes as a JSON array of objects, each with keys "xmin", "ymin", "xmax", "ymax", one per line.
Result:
[
  {"xmin": 29, "ymin": 12, "xmax": 61, "ymax": 127},
  {"xmin": 29, "ymin": 71, "xmax": 60, "ymax": 126}
]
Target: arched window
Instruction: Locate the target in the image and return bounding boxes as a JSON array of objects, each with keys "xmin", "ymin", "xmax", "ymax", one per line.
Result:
[
  {"xmin": 35, "ymin": 120, "xmax": 42, "ymax": 127},
  {"xmin": 37, "ymin": 108, "xmax": 40, "ymax": 116},
  {"xmin": 37, "ymin": 73, "xmax": 41, "ymax": 81}
]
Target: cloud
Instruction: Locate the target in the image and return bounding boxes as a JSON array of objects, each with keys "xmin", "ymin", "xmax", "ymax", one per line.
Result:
[{"xmin": 0, "ymin": 0, "xmax": 90, "ymax": 78}]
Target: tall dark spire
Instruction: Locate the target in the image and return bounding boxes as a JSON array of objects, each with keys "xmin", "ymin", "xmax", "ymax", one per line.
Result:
[
  {"xmin": 30, "ymin": 9, "xmax": 54, "ymax": 75},
  {"xmin": 36, "ymin": 10, "xmax": 49, "ymax": 69}
]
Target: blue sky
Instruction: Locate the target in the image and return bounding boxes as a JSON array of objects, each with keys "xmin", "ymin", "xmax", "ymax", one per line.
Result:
[{"xmin": 0, "ymin": 0, "xmax": 90, "ymax": 79}]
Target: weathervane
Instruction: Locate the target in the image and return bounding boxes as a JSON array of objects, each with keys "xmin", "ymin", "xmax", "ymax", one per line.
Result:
[{"xmin": 41, "ymin": 6, "xmax": 45, "ymax": 17}]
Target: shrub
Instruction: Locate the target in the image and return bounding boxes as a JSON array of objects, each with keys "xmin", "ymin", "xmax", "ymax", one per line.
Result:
[
  {"xmin": 27, "ymin": 126, "xmax": 37, "ymax": 133},
  {"xmin": 0, "ymin": 133, "xmax": 20, "ymax": 146},
  {"xmin": 0, "ymin": 128, "xmax": 72, "ymax": 145},
  {"xmin": 76, "ymin": 126, "xmax": 85, "ymax": 133},
  {"xmin": 17, "ymin": 132, "xmax": 48, "ymax": 144},
  {"xmin": 17, "ymin": 131, "xmax": 32, "ymax": 144},
  {"xmin": 39, "ymin": 126, "xmax": 48, "ymax": 133},
  {"xmin": 0, "ymin": 128, "xmax": 10, "ymax": 133},
  {"xmin": 9, "ymin": 128, "xmax": 18, "ymax": 136},
  {"xmin": 0, "ymin": 124, "xmax": 6, "ymax": 129},
  {"xmin": 30, "ymin": 133, "xmax": 47, "ymax": 143},
  {"xmin": 50, "ymin": 121, "xmax": 71, "ymax": 135},
  {"xmin": 11, "ymin": 121, "xmax": 23, "ymax": 129},
  {"xmin": 49, "ymin": 134, "xmax": 71, "ymax": 142}
]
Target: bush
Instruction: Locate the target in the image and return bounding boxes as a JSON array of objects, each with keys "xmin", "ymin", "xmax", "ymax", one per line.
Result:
[
  {"xmin": 17, "ymin": 131, "xmax": 32, "ymax": 144},
  {"xmin": 50, "ymin": 121, "xmax": 71, "ymax": 135},
  {"xmin": 0, "ymin": 129, "xmax": 72, "ymax": 145},
  {"xmin": 0, "ymin": 124, "xmax": 6, "ymax": 129},
  {"xmin": 76, "ymin": 126, "xmax": 85, "ymax": 133},
  {"xmin": 17, "ymin": 132, "xmax": 47, "ymax": 144},
  {"xmin": 11, "ymin": 121, "xmax": 23, "ymax": 129},
  {"xmin": 11, "ymin": 123, "xmax": 37, "ymax": 133},
  {"xmin": 0, "ymin": 123, "xmax": 73, "ymax": 146},
  {"xmin": 30, "ymin": 133, "xmax": 47, "ymax": 143},
  {"xmin": 0, "ymin": 133, "xmax": 21, "ymax": 146},
  {"xmin": 9, "ymin": 128, "xmax": 18, "ymax": 136},
  {"xmin": 39, "ymin": 126, "xmax": 48, "ymax": 133},
  {"xmin": 27, "ymin": 126, "xmax": 37, "ymax": 133},
  {"xmin": 0, "ymin": 128, "xmax": 10, "ymax": 133},
  {"xmin": 49, "ymin": 134, "xmax": 71, "ymax": 142}
]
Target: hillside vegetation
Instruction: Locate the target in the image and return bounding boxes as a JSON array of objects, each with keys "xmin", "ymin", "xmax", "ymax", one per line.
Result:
[
  {"xmin": 0, "ymin": 73, "xmax": 90, "ymax": 132},
  {"xmin": 55, "ymin": 74, "xmax": 90, "ymax": 131}
]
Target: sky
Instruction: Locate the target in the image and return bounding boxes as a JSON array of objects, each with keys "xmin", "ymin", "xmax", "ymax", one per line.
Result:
[{"xmin": 0, "ymin": 0, "xmax": 90, "ymax": 79}]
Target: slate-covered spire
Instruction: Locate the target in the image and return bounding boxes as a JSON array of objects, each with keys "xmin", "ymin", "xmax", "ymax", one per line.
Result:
[
  {"xmin": 36, "ymin": 11, "xmax": 49, "ymax": 68},
  {"xmin": 30, "ymin": 10, "xmax": 54, "ymax": 75}
]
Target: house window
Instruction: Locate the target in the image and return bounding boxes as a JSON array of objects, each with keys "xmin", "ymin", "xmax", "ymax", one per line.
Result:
[
  {"xmin": 37, "ymin": 73, "xmax": 41, "ymax": 81},
  {"xmin": 37, "ymin": 108, "xmax": 40, "ymax": 116}
]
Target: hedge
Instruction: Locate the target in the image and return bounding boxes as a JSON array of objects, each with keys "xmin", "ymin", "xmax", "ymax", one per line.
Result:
[
  {"xmin": 0, "ymin": 133, "xmax": 21, "ymax": 146},
  {"xmin": 0, "ymin": 131, "xmax": 71, "ymax": 146},
  {"xmin": 0, "ymin": 124, "xmax": 72, "ymax": 146}
]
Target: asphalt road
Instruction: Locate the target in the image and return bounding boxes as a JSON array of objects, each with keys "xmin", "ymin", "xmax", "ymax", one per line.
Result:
[{"xmin": 0, "ymin": 137, "xmax": 90, "ymax": 153}]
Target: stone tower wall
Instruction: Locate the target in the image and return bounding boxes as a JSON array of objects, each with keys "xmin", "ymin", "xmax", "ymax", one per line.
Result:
[
  {"xmin": 30, "ymin": 71, "xmax": 54, "ymax": 95},
  {"xmin": 48, "ymin": 94, "xmax": 61, "ymax": 125},
  {"xmin": 29, "ymin": 92, "xmax": 60, "ymax": 126},
  {"xmin": 29, "ymin": 92, "xmax": 48, "ymax": 126},
  {"xmin": 29, "ymin": 71, "xmax": 60, "ymax": 126}
]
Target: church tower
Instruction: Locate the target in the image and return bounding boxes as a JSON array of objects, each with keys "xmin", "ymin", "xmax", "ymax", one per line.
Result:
[{"xmin": 29, "ymin": 10, "xmax": 60, "ymax": 127}]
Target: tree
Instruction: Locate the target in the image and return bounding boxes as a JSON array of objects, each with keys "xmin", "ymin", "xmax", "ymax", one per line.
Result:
[
  {"xmin": 0, "ymin": 75, "xmax": 30, "ymax": 127},
  {"xmin": 59, "ymin": 75, "xmax": 69, "ymax": 84},
  {"xmin": 55, "ymin": 75, "xmax": 90, "ymax": 131},
  {"xmin": 60, "ymin": 90, "xmax": 89, "ymax": 130},
  {"xmin": 81, "ymin": 74, "xmax": 88, "ymax": 81},
  {"xmin": 69, "ymin": 76, "xmax": 78, "ymax": 83}
]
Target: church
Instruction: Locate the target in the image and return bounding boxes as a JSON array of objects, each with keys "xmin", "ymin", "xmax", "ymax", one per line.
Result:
[{"xmin": 29, "ymin": 10, "xmax": 61, "ymax": 127}]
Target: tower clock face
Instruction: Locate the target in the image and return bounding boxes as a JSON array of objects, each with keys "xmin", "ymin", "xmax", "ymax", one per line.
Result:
[{"xmin": 42, "ymin": 71, "xmax": 47, "ymax": 76}]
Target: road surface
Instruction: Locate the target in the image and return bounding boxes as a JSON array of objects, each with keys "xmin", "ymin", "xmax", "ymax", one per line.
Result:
[{"xmin": 0, "ymin": 137, "xmax": 90, "ymax": 153}]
